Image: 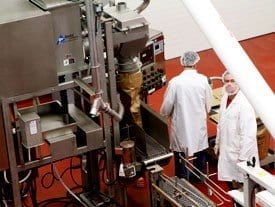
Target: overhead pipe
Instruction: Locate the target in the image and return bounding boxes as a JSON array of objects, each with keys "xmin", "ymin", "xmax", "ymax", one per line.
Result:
[
  {"xmin": 108, "ymin": 0, "xmax": 150, "ymax": 13},
  {"xmin": 85, "ymin": 0, "xmax": 101, "ymax": 93},
  {"xmin": 108, "ymin": 0, "xmax": 115, "ymax": 6},
  {"xmin": 109, "ymin": 0, "xmax": 150, "ymax": 14},
  {"xmin": 134, "ymin": 0, "xmax": 150, "ymax": 14},
  {"xmin": 181, "ymin": 0, "xmax": 275, "ymax": 139},
  {"xmin": 84, "ymin": 0, "xmax": 124, "ymax": 121}
]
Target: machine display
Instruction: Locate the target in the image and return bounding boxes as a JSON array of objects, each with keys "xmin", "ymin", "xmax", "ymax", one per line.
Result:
[{"xmin": 0, "ymin": 0, "xmax": 240, "ymax": 207}]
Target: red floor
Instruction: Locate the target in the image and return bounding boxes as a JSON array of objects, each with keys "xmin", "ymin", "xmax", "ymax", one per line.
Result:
[{"xmin": 15, "ymin": 33, "xmax": 275, "ymax": 207}]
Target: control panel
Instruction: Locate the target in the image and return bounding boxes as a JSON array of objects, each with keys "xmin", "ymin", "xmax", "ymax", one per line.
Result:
[{"xmin": 140, "ymin": 29, "xmax": 166, "ymax": 100}]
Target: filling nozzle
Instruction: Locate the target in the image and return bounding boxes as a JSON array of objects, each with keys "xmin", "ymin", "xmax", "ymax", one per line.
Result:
[
  {"xmin": 89, "ymin": 96, "xmax": 102, "ymax": 117},
  {"xmin": 73, "ymin": 78, "xmax": 124, "ymax": 121},
  {"xmin": 90, "ymin": 95, "xmax": 124, "ymax": 121}
]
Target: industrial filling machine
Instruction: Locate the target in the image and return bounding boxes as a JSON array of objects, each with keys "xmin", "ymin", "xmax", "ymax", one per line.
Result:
[{"xmin": 0, "ymin": 0, "xmax": 218, "ymax": 206}]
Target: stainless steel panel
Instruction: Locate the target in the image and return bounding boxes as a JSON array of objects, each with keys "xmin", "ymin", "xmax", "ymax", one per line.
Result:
[
  {"xmin": 50, "ymin": 5, "xmax": 87, "ymax": 75},
  {"xmin": 18, "ymin": 101, "xmax": 77, "ymax": 136},
  {"xmin": 140, "ymin": 101, "xmax": 170, "ymax": 151},
  {"xmin": 0, "ymin": 0, "xmax": 58, "ymax": 98},
  {"xmin": 112, "ymin": 25, "xmax": 149, "ymax": 45},
  {"xmin": 45, "ymin": 132, "xmax": 77, "ymax": 161},
  {"xmin": 103, "ymin": 4, "xmax": 148, "ymax": 31},
  {"xmin": 30, "ymin": 0, "xmax": 83, "ymax": 10},
  {"xmin": 19, "ymin": 112, "xmax": 43, "ymax": 148},
  {"xmin": 68, "ymin": 104, "xmax": 104, "ymax": 150}
]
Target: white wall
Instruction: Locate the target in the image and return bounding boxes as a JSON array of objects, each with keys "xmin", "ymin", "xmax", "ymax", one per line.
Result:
[{"xmin": 127, "ymin": 0, "xmax": 275, "ymax": 60}]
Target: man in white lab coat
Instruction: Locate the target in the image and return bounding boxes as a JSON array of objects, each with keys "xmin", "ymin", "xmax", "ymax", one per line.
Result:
[
  {"xmin": 160, "ymin": 51, "xmax": 212, "ymax": 179},
  {"xmin": 214, "ymin": 71, "xmax": 259, "ymax": 206}
]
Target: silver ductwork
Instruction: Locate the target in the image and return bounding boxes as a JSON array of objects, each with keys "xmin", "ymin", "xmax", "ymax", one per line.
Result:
[
  {"xmin": 135, "ymin": 0, "xmax": 150, "ymax": 14},
  {"xmin": 107, "ymin": 0, "xmax": 150, "ymax": 13}
]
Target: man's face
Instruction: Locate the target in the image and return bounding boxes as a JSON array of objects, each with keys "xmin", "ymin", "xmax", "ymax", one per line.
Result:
[{"xmin": 224, "ymin": 74, "xmax": 239, "ymax": 95}]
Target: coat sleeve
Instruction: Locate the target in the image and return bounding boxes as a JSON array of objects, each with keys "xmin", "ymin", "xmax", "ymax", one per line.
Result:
[
  {"xmin": 215, "ymin": 94, "xmax": 227, "ymax": 148},
  {"xmin": 205, "ymin": 80, "xmax": 213, "ymax": 113},
  {"xmin": 160, "ymin": 81, "xmax": 175, "ymax": 117},
  {"xmin": 238, "ymin": 102, "xmax": 258, "ymax": 161}
]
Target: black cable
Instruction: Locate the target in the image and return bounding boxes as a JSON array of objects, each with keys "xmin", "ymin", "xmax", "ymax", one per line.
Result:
[
  {"xmin": 69, "ymin": 157, "xmax": 81, "ymax": 187},
  {"xmin": 41, "ymin": 158, "xmax": 81, "ymax": 189},
  {"xmin": 0, "ymin": 183, "xmax": 11, "ymax": 204},
  {"xmin": 100, "ymin": 150, "xmax": 118, "ymax": 186},
  {"xmin": 0, "ymin": 173, "xmax": 35, "ymax": 207},
  {"xmin": 37, "ymin": 196, "xmax": 74, "ymax": 207},
  {"xmin": 98, "ymin": 149, "xmax": 106, "ymax": 171},
  {"xmin": 38, "ymin": 158, "xmax": 88, "ymax": 206},
  {"xmin": 21, "ymin": 182, "xmax": 31, "ymax": 207},
  {"xmin": 40, "ymin": 170, "xmax": 56, "ymax": 189},
  {"xmin": 16, "ymin": 170, "xmax": 38, "ymax": 207},
  {"xmin": 39, "ymin": 196, "xmax": 82, "ymax": 207}
]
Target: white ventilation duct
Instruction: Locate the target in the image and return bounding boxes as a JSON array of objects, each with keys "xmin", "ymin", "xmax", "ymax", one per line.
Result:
[{"xmin": 181, "ymin": 0, "xmax": 275, "ymax": 139}]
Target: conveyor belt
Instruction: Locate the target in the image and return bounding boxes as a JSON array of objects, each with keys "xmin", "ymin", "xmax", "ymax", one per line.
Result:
[
  {"xmin": 121, "ymin": 122, "xmax": 169, "ymax": 162},
  {"xmin": 144, "ymin": 133, "xmax": 167, "ymax": 158},
  {"xmin": 157, "ymin": 175, "xmax": 217, "ymax": 207}
]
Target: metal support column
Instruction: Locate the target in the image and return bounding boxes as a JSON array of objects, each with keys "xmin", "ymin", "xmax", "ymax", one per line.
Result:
[
  {"xmin": 96, "ymin": 24, "xmax": 116, "ymax": 198},
  {"xmin": 243, "ymin": 174, "xmax": 257, "ymax": 207},
  {"xmin": 147, "ymin": 165, "xmax": 164, "ymax": 207},
  {"xmin": 104, "ymin": 20, "xmax": 121, "ymax": 147},
  {"xmin": 2, "ymin": 101, "xmax": 22, "ymax": 207}
]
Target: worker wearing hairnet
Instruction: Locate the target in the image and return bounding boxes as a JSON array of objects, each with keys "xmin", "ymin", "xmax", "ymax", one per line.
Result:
[
  {"xmin": 160, "ymin": 51, "xmax": 212, "ymax": 179},
  {"xmin": 214, "ymin": 71, "xmax": 259, "ymax": 206}
]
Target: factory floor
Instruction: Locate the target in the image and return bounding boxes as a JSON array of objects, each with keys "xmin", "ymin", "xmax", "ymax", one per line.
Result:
[{"xmin": 20, "ymin": 32, "xmax": 275, "ymax": 207}]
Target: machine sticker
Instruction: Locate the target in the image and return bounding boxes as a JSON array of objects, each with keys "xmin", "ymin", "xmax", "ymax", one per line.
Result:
[
  {"xmin": 154, "ymin": 40, "xmax": 164, "ymax": 55},
  {"xmin": 56, "ymin": 35, "xmax": 66, "ymax": 45},
  {"xmin": 29, "ymin": 121, "xmax": 37, "ymax": 135},
  {"xmin": 56, "ymin": 33, "xmax": 79, "ymax": 45},
  {"xmin": 63, "ymin": 54, "xmax": 75, "ymax": 66}
]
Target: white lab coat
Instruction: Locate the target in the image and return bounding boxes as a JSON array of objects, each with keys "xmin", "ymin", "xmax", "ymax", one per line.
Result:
[
  {"xmin": 216, "ymin": 91, "xmax": 259, "ymax": 182},
  {"xmin": 160, "ymin": 69, "xmax": 212, "ymax": 156}
]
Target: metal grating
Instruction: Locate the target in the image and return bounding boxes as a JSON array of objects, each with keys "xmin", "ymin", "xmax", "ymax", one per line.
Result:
[
  {"xmin": 145, "ymin": 133, "xmax": 167, "ymax": 159},
  {"xmin": 159, "ymin": 176, "xmax": 216, "ymax": 207}
]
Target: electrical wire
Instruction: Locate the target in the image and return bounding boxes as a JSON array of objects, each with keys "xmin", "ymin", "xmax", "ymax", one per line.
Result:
[
  {"xmin": 40, "ymin": 164, "xmax": 56, "ymax": 189},
  {"xmin": 68, "ymin": 157, "xmax": 81, "ymax": 188},
  {"xmin": 41, "ymin": 157, "xmax": 81, "ymax": 189},
  {"xmin": 38, "ymin": 197, "xmax": 79, "ymax": 207},
  {"xmin": 1, "ymin": 199, "xmax": 8, "ymax": 207},
  {"xmin": 3, "ymin": 148, "xmax": 32, "ymax": 184},
  {"xmin": 98, "ymin": 149, "xmax": 105, "ymax": 171},
  {"xmin": 52, "ymin": 163, "xmax": 88, "ymax": 207},
  {"xmin": 0, "ymin": 182, "xmax": 12, "ymax": 206},
  {"xmin": 100, "ymin": 150, "xmax": 118, "ymax": 186}
]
